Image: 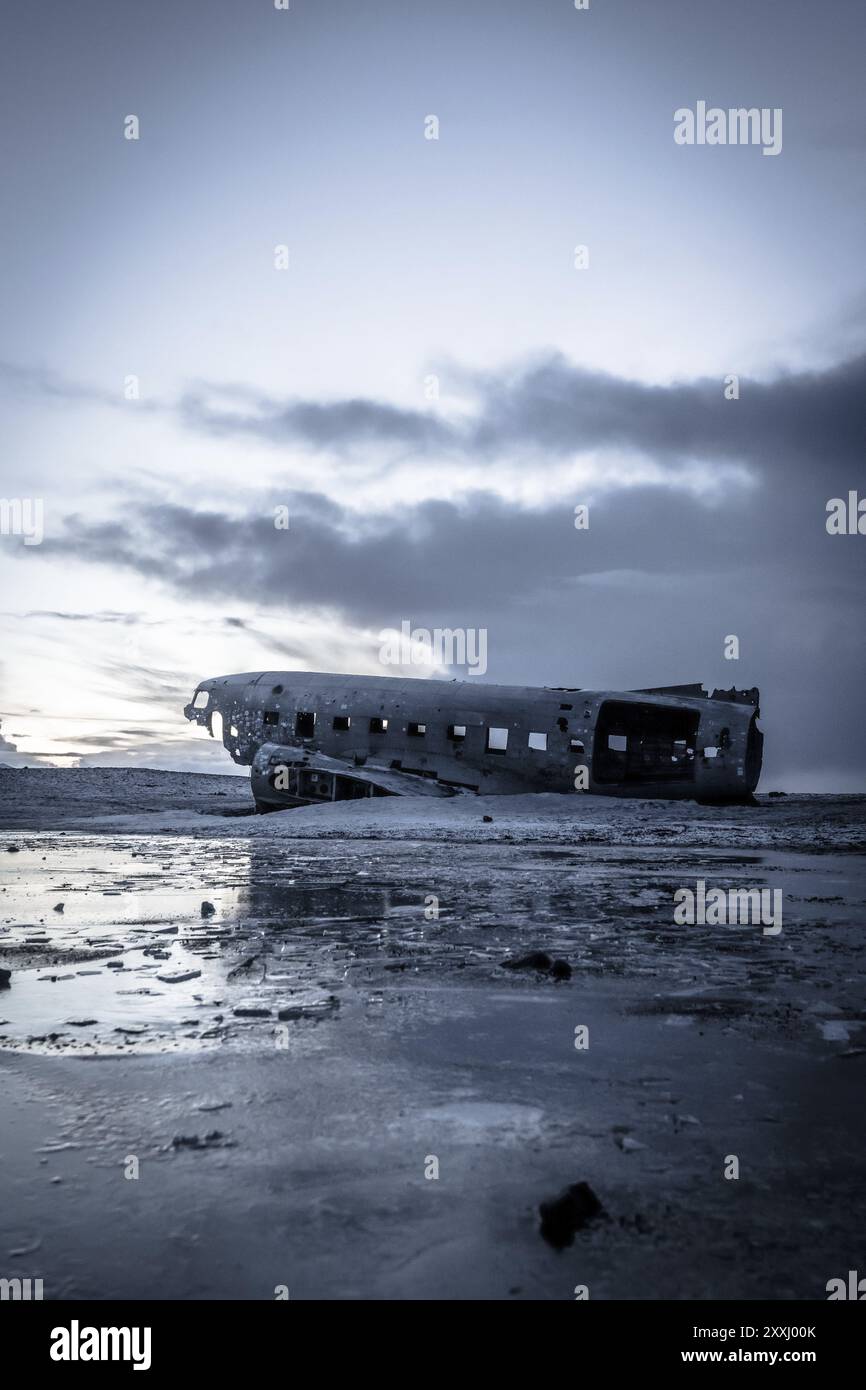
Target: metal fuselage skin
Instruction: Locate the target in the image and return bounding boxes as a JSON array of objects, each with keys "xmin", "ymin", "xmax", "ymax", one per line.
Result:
[{"xmin": 184, "ymin": 670, "xmax": 763, "ymax": 808}]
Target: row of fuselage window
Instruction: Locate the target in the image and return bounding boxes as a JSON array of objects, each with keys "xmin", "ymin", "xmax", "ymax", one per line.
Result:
[{"xmin": 261, "ymin": 709, "xmax": 586, "ymax": 756}]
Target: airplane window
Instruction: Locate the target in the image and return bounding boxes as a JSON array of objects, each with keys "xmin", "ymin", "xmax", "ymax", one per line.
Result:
[
  {"xmin": 263, "ymin": 710, "xmax": 279, "ymax": 726},
  {"xmin": 448, "ymin": 724, "xmax": 466, "ymax": 741},
  {"xmin": 369, "ymin": 717, "xmax": 388, "ymax": 733},
  {"xmin": 295, "ymin": 711, "xmax": 316, "ymax": 737},
  {"xmin": 333, "ymin": 715, "xmax": 351, "ymax": 731},
  {"xmin": 192, "ymin": 690, "xmax": 209, "ymax": 709},
  {"xmin": 408, "ymin": 722, "xmax": 426, "ymax": 736},
  {"xmin": 528, "ymin": 732, "xmax": 547, "ymax": 751},
  {"xmin": 486, "ymin": 727, "xmax": 508, "ymax": 754}
]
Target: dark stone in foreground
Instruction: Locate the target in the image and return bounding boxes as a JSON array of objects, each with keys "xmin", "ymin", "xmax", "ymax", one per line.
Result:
[
  {"xmin": 539, "ymin": 1181, "xmax": 604, "ymax": 1249},
  {"xmin": 0, "ymin": 967, "xmax": 10, "ymax": 989},
  {"xmin": 501, "ymin": 951, "xmax": 572, "ymax": 979},
  {"xmin": 171, "ymin": 1130, "xmax": 231, "ymax": 1151},
  {"xmin": 503, "ymin": 951, "xmax": 552, "ymax": 972}
]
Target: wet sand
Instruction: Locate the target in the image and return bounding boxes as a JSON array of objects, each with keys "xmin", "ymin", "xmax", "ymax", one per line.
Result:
[{"xmin": 1, "ymin": 770, "xmax": 864, "ymax": 1299}]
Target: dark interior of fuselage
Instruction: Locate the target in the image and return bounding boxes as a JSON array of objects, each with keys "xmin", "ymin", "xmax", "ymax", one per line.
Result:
[{"xmin": 593, "ymin": 700, "xmax": 700, "ymax": 784}]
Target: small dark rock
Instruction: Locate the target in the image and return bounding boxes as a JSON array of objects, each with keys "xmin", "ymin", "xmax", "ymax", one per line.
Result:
[
  {"xmin": 539, "ymin": 1181, "xmax": 604, "ymax": 1249},
  {"xmin": 550, "ymin": 958, "xmax": 572, "ymax": 980},
  {"xmin": 482, "ymin": 815, "xmax": 493, "ymax": 823},
  {"xmin": 201, "ymin": 901, "xmax": 216, "ymax": 917},
  {"xmin": 6, "ymin": 845, "xmax": 20, "ymax": 853},
  {"xmin": 502, "ymin": 951, "xmax": 552, "ymax": 973},
  {"xmin": 171, "ymin": 1130, "xmax": 230, "ymax": 1151},
  {"xmin": 53, "ymin": 903, "xmax": 64, "ymax": 913},
  {"xmin": 0, "ymin": 967, "xmax": 11, "ymax": 990}
]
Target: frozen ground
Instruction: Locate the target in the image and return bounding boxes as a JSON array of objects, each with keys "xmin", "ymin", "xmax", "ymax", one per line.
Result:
[{"xmin": 0, "ymin": 768, "xmax": 864, "ymax": 1299}]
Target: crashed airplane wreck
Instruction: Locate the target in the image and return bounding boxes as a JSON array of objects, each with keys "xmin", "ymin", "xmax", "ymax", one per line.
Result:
[{"xmin": 184, "ymin": 671, "xmax": 763, "ymax": 810}]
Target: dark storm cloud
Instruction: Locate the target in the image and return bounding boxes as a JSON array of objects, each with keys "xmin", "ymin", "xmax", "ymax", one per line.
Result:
[
  {"xmin": 467, "ymin": 353, "xmax": 866, "ymax": 478},
  {"xmin": 4, "ymin": 351, "xmax": 865, "ymax": 480},
  {"xmin": 149, "ymin": 350, "xmax": 866, "ymax": 479},
  {"xmin": 31, "ymin": 477, "xmax": 863, "ymax": 630}
]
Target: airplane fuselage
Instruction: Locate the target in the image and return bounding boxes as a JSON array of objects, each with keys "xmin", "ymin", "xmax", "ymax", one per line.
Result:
[{"xmin": 183, "ymin": 670, "xmax": 763, "ymax": 809}]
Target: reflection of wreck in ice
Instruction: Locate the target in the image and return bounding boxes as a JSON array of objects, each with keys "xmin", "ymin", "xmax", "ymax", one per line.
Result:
[{"xmin": 184, "ymin": 672, "xmax": 763, "ymax": 811}]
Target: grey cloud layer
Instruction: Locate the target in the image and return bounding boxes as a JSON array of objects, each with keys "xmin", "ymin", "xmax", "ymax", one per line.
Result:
[
  {"xmin": 161, "ymin": 346, "xmax": 866, "ymax": 477},
  {"xmin": 11, "ymin": 349, "xmax": 866, "ymax": 785},
  {"xmin": 27, "ymin": 343, "xmax": 866, "ymax": 619},
  {"xmin": 5, "ymin": 352, "xmax": 866, "ymax": 479}
]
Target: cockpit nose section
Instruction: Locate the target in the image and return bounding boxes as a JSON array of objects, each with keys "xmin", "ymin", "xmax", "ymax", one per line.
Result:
[{"xmin": 183, "ymin": 686, "xmax": 211, "ymax": 724}]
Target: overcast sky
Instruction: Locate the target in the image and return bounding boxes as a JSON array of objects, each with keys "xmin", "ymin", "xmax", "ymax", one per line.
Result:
[{"xmin": 1, "ymin": 0, "xmax": 864, "ymax": 788}]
